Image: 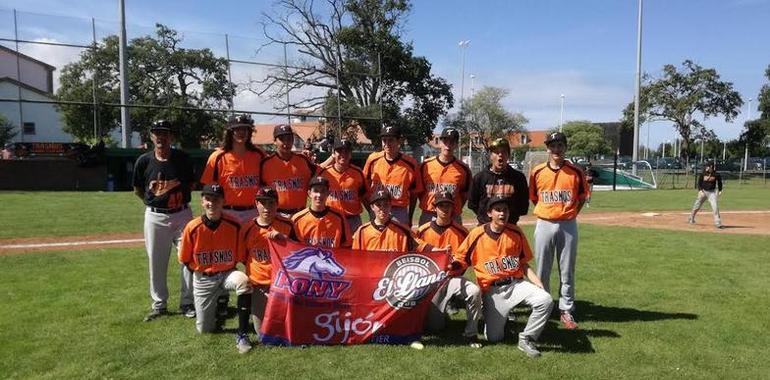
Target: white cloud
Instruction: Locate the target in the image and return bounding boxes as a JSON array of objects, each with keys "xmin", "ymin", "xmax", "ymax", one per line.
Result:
[{"xmin": 18, "ymin": 38, "xmax": 84, "ymax": 89}]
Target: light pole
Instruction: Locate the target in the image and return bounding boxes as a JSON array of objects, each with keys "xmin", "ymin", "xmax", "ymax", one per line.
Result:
[
  {"xmin": 632, "ymin": 0, "xmax": 644, "ymax": 175},
  {"xmin": 470, "ymin": 74, "xmax": 476, "ymax": 96},
  {"xmin": 118, "ymin": 0, "xmax": 131, "ymax": 147},
  {"xmin": 458, "ymin": 40, "xmax": 470, "ymax": 106},
  {"xmin": 559, "ymin": 94, "xmax": 565, "ymax": 131}
]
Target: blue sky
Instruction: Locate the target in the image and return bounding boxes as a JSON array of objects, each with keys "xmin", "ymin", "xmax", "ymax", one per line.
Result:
[{"xmin": 1, "ymin": 0, "xmax": 768, "ymax": 148}]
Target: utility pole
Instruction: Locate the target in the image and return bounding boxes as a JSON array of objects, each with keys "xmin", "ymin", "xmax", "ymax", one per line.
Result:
[
  {"xmin": 632, "ymin": 0, "xmax": 643, "ymax": 175},
  {"xmin": 118, "ymin": 0, "xmax": 131, "ymax": 148}
]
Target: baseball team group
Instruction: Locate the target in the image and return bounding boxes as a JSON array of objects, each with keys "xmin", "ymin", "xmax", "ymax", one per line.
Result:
[{"xmin": 132, "ymin": 115, "xmax": 590, "ymax": 358}]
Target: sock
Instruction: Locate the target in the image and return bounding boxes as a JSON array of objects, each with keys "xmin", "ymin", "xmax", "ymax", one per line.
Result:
[{"xmin": 237, "ymin": 294, "xmax": 252, "ymax": 335}]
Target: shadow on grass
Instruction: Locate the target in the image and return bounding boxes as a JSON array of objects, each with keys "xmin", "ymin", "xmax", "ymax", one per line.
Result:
[{"xmin": 572, "ymin": 300, "xmax": 698, "ymax": 323}]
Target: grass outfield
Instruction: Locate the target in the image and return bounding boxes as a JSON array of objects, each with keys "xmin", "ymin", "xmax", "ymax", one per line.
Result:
[{"xmin": 1, "ymin": 224, "xmax": 769, "ymax": 378}]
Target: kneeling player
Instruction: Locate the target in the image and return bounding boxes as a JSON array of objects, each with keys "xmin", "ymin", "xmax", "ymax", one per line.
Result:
[
  {"xmin": 451, "ymin": 196, "xmax": 553, "ymax": 357},
  {"xmin": 179, "ymin": 184, "xmax": 253, "ymax": 354}
]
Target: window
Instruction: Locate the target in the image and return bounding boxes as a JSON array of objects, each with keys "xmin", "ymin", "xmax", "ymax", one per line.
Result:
[
  {"xmin": 520, "ymin": 134, "xmax": 529, "ymax": 145},
  {"xmin": 23, "ymin": 122, "xmax": 35, "ymax": 135}
]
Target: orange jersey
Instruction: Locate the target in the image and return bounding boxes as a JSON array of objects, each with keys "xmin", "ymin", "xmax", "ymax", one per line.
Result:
[
  {"xmin": 453, "ymin": 223, "xmax": 533, "ymax": 293},
  {"xmin": 290, "ymin": 208, "xmax": 352, "ymax": 248},
  {"xmin": 415, "ymin": 220, "xmax": 468, "ymax": 251},
  {"xmin": 528, "ymin": 161, "xmax": 589, "ymax": 221},
  {"xmin": 179, "ymin": 215, "xmax": 243, "ymax": 274},
  {"xmin": 200, "ymin": 148, "xmax": 264, "ymax": 207},
  {"xmin": 418, "ymin": 156, "xmax": 472, "ymax": 214},
  {"xmin": 318, "ymin": 165, "xmax": 366, "ymax": 216},
  {"xmin": 241, "ymin": 216, "xmax": 293, "ymax": 286},
  {"xmin": 363, "ymin": 151, "xmax": 424, "ymax": 208},
  {"xmin": 260, "ymin": 153, "xmax": 318, "ymax": 210},
  {"xmin": 352, "ymin": 220, "xmax": 430, "ymax": 252}
]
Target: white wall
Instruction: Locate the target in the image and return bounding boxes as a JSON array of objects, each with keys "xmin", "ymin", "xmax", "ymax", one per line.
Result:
[
  {"xmin": 0, "ymin": 49, "xmax": 52, "ymax": 94},
  {"xmin": 0, "ymin": 81, "xmax": 71, "ymax": 143}
]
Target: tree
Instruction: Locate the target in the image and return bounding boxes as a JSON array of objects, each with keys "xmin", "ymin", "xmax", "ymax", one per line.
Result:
[
  {"xmin": 556, "ymin": 121, "xmax": 611, "ymax": 158},
  {"xmin": 759, "ymin": 65, "xmax": 770, "ymax": 120},
  {"xmin": 56, "ymin": 24, "xmax": 234, "ymax": 147},
  {"xmin": 444, "ymin": 86, "xmax": 528, "ymax": 152},
  {"xmin": 0, "ymin": 114, "xmax": 17, "ymax": 146},
  {"xmin": 621, "ymin": 60, "xmax": 743, "ymax": 165},
  {"xmin": 255, "ymin": 0, "xmax": 453, "ymax": 147}
]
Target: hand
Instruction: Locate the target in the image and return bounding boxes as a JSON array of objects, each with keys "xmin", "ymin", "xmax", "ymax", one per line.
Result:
[
  {"xmin": 268, "ymin": 231, "xmax": 286, "ymax": 240},
  {"xmin": 531, "ymin": 279, "xmax": 545, "ymax": 289},
  {"xmin": 446, "ymin": 261, "xmax": 464, "ymax": 277}
]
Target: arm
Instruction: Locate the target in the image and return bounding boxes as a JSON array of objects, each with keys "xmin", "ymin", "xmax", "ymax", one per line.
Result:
[
  {"xmin": 524, "ymin": 265, "xmax": 544, "ymax": 289},
  {"xmin": 717, "ymin": 174, "xmax": 723, "ymax": 193},
  {"xmin": 467, "ymin": 173, "xmax": 481, "ymax": 217},
  {"xmin": 408, "ymin": 195, "xmax": 418, "ymax": 227},
  {"xmin": 133, "ymin": 186, "xmax": 144, "ymax": 201},
  {"xmin": 514, "ymin": 170, "xmax": 529, "ymax": 217}
]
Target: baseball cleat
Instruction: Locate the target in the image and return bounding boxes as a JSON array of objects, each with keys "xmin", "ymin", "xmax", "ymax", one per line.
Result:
[
  {"xmin": 465, "ymin": 336, "xmax": 483, "ymax": 349},
  {"xmin": 560, "ymin": 311, "xmax": 578, "ymax": 330},
  {"xmin": 687, "ymin": 217, "xmax": 695, "ymax": 224},
  {"xmin": 517, "ymin": 338, "xmax": 541, "ymax": 358},
  {"xmin": 143, "ymin": 308, "xmax": 169, "ymax": 322},
  {"xmin": 235, "ymin": 333, "xmax": 253, "ymax": 354},
  {"xmin": 180, "ymin": 305, "xmax": 196, "ymax": 318},
  {"xmin": 716, "ymin": 224, "xmax": 725, "ymax": 229}
]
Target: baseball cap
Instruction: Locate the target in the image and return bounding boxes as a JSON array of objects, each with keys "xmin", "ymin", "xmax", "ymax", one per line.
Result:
[
  {"xmin": 432, "ymin": 191, "xmax": 454, "ymax": 206},
  {"xmin": 273, "ymin": 124, "xmax": 294, "ymax": 139},
  {"xmin": 368, "ymin": 189, "xmax": 392, "ymax": 205},
  {"xmin": 227, "ymin": 114, "xmax": 254, "ymax": 129},
  {"xmin": 486, "ymin": 195, "xmax": 509, "ymax": 210},
  {"xmin": 440, "ymin": 128, "xmax": 460, "ymax": 141},
  {"xmin": 380, "ymin": 124, "xmax": 401, "ymax": 138},
  {"xmin": 201, "ymin": 183, "xmax": 225, "ymax": 198},
  {"xmin": 489, "ymin": 138, "xmax": 510, "ymax": 153},
  {"xmin": 254, "ymin": 186, "xmax": 279, "ymax": 201},
  {"xmin": 150, "ymin": 120, "xmax": 173, "ymax": 133},
  {"xmin": 308, "ymin": 176, "xmax": 330, "ymax": 189},
  {"xmin": 333, "ymin": 139, "xmax": 353, "ymax": 151},
  {"xmin": 545, "ymin": 132, "xmax": 568, "ymax": 146}
]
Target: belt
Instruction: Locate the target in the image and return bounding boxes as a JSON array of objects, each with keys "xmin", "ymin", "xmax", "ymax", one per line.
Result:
[
  {"xmin": 199, "ymin": 270, "xmax": 225, "ymax": 277},
  {"xmin": 492, "ymin": 277, "xmax": 519, "ymax": 287},
  {"xmin": 278, "ymin": 208, "xmax": 303, "ymax": 214},
  {"xmin": 149, "ymin": 204, "xmax": 189, "ymax": 214},
  {"xmin": 224, "ymin": 205, "xmax": 256, "ymax": 211}
]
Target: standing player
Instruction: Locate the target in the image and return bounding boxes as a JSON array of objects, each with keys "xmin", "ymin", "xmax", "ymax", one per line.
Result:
[
  {"xmin": 418, "ymin": 128, "xmax": 472, "ymax": 225},
  {"xmin": 200, "ymin": 114, "xmax": 264, "ymax": 223},
  {"xmin": 132, "ymin": 120, "xmax": 195, "ymax": 321},
  {"xmin": 529, "ymin": 132, "xmax": 588, "ymax": 330},
  {"xmin": 416, "ymin": 191, "xmax": 482, "ymax": 348},
  {"xmin": 290, "ymin": 176, "xmax": 351, "ymax": 248},
  {"xmin": 260, "ymin": 124, "xmax": 318, "ymax": 218},
  {"xmin": 317, "ymin": 139, "xmax": 367, "ymax": 233},
  {"xmin": 451, "ymin": 196, "xmax": 553, "ymax": 357},
  {"xmin": 363, "ymin": 125, "xmax": 423, "ymax": 227},
  {"xmin": 241, "ymin": 186, "xmax": 293, "ymax": 337},
  {"xmin": 178, "ymin": 184, "xmax": 254, "ymax": 354},
  {"xmin": 688, "ymin": 161, "xmax": 724, "ymax": 228},
  {"xmin": 468, "ymin": 138, "xmax": 529, "ymax": 225}
]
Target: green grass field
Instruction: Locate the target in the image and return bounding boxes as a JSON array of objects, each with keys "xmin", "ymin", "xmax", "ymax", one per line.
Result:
[{"xmin": 2, "ymin": 190, "xmax": 769, "ymax": 378}]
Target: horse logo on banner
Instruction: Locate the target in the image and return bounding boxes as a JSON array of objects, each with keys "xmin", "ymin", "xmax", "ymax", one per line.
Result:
[
  {"xmin": 273, "ymin": 247, "xmax": 351, "ymax": 300},
  {"xmin": 283, "ymin": 247, "xmax": 345, "ymax": 279}
]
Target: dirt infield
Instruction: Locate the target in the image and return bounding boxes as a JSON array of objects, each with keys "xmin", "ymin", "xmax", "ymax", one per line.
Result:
[{"xmin": 1, "ymin": 210, "xmax": 768, "ymax": 255}]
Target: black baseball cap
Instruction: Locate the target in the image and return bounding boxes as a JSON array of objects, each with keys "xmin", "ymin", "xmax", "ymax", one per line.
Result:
[
  {"xmin": 368, "ymin": 189, "xmax": 392, "ymax": 205},
  {"xmin": 150, "ymin": 120, "xmax": 173, "ymax": 133},
  {"xmin": 486, "ymin": 195, "xmax": 509, "ymax": 210},
  {"xmin": 333, "ymin": 139, "xmax": 353, "ymax": 151},
  {"xmin": 440, "ymin": 128, "xmax": 460, "ymax": 141},
  {"xmin": 201, "ymin": 183, "xmax": 225, "ymax": 198},
  {"xmin": 308, "ymin": 176, "xmax": 330, "ymax": 189},
  {"xmin": 432, "ymin": 191, "xmax": 454, "ymax": 206},
  {"xmin": 545, "ymin": 132, "xmax": 568, "ymax": 146},
  {"xmin": 227, "ymin": 114, "xmax": 254, "ymax": 129},
  {"xmin": 489, "ymin": 138, "xmax": 510, "ymax": 153},
  {"xmin": 273, "ymin": 124, "xmax": 294, "ymax": 139},
  {"xmin": 380, "ymin": 124, "xmax": 401, "ymax": 138},
  {"xmin": 254, "ymin": 186, "xmax": 278, "ymax": 201}
]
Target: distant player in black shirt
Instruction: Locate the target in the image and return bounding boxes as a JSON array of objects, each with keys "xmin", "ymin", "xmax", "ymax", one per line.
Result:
[
  {"xmin": 468, "ymin": 138, "xmax": 529, "ymax": 225},
  {"xmin": 688, "ymin": 160, "xmax": 724, "ymax": 229}
]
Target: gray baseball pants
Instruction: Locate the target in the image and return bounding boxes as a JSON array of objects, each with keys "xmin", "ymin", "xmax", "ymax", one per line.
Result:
[
  {"xmin": 426, "ymin": 277, "xmax": 482, "ymax": 337},
  {"xmin": 690, "ymin": 190, "xmax": 721, "ymax": 226},
  {"xmin": 144, "ymin": 207, "xmax": 194, "ymax": 311},
  {"xmin": 483, "ymin": 279, "xmax": 553, "ymax": 342},
  {"xmin": 534, "ymin": 218, "xmax": 578, "ymax": 312},
  {"xmin": 193, "ymin": 269, "xmax": 251, "ymax": 333}
]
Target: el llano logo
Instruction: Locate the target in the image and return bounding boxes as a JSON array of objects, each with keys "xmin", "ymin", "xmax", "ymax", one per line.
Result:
[{"xmin": 372, "ymin": 254, "xmax": 447, "ymax": 309}]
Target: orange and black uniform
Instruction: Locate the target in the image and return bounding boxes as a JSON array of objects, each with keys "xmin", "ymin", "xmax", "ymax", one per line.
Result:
[
  {"xmin": 260, "ymin": 153, "xmax": 318, "ymax": 213},
  {"xmin": 528, "ymin": 161, "xmax": 589, "ymax": 220},
  {"xmin": 200, "ymin": 148, "xmax": 265, "ymax": 208},
  {"xmin": 318, "ymin": 165, "xmax": 366, "ymax": 217},
  {"xmin": 363, "ymin": 151, "xmax": 423, "ymax": 208},
  {"xmin": 416, "ymin": 220, "xmax": 468, "ymax": 250},
  {"xmin": 179, "ymin": 215, "xmax": 243, "ymax": 274},
  {"xmin": 418, "ymin": 156, "xmax": 472, "ymax": 215},
  {"xmin": 352, "ymin": 219, "xmax": 430, "ymax": 252},
  {"xmin": 241, "ymin": 216, "xmax": 293, "ymax": 286},
  {"xmin": 453, "ymin": 223, "xmax": 533, "ymax": 293},
  {"xmin": 290, "ymin": 208, "xmax": 352, "ymax": 248}
]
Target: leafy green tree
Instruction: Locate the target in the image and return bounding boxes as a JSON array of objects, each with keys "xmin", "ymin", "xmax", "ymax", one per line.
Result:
[
  {"xmin": 256, "ymin": 0, "xmax": 453, "ymax": 147},
  {"xmin": 556, "ymin": 121, "xmax": 611, "ymax": 158},
  {"xmin": 621, "ymin": 60, "xmax": 743, "ymax": 165},
  {"xmin": 758, "ymin": 65, "xmax": 770, "ymax": 120},
  {"xmin": 444, "ymin": 86, "xmax": 528, "ymax": 151},
  {"xmin": 56, "ymin": 24, "xmax": 234, "ymax": 148},
  {"xmin": 0, "ymin": 114, "xmax": 17, "ymax": 146}
]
